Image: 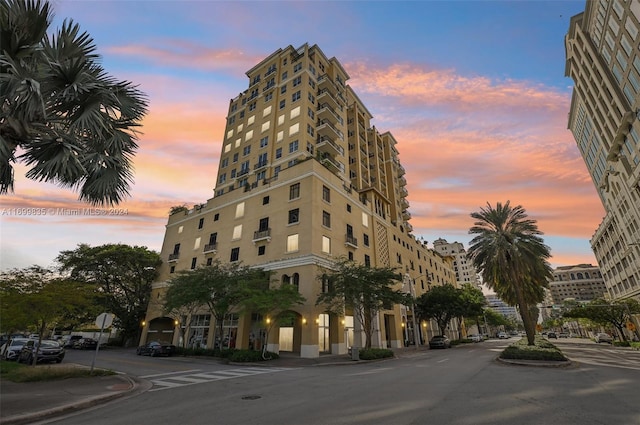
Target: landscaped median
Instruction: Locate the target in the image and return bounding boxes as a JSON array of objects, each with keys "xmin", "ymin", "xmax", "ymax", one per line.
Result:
[
  {"xmin": 499, "ymin": 336, "xmax": 569, "ymax": 363},
  {"xmin": 0, "ymin": 360, "xmax": 115, "ymax": 383}
]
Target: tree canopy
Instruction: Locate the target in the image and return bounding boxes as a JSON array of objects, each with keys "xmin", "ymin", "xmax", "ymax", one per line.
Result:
[
  {"xmin": 0, "ymin": 0, "xmax": 148, "ymax": 205},
  {"xmin": 316, "ymin": 259, "xmax": 408, "ymax": 349},
  {"xmin": 468, "ymin": 201, "xmax": 553, "ymax": 345},
  {"xmin": 56, "ymin": 243, "xmax": 161, "ymax": 346},
  {"xmin": 563, "ymin": 298, "xmax": 640, "ymax": 341},
  {"xmin": 414, "ymin": 284, "xmax": 463, "ymax": 335}
]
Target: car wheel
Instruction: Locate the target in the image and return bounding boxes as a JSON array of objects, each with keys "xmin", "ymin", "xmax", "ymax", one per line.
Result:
[{"xmin": 151, "ymin": 350, "xmax": 157, "ymax": 357}]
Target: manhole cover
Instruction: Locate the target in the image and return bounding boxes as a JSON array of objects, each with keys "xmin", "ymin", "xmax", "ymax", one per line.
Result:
[{"xmin": 241, "ymin": 395, "xmax": 261, "ymax": 400}]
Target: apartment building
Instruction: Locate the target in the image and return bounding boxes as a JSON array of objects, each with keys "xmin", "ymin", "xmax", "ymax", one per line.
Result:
[
  {"xmin": 432, "ymin": 238, "xmax": 480, "ymax": 288},
  {"xmin": 565, "ymin": 0, "xmax": 640, "ymax": 303},
  {"xmin": 548, "ymin": 264, "xmax": 607, "ymax": 305},
  {"xmin": 142, "ymin": 44, "xmax": 457, "ymax": 357}
]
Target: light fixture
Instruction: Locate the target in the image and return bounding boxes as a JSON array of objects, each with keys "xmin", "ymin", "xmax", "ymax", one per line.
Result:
[
  {"xmin": 174, "ymin": 320, "xmax": 179, "ymax": 326},
  {"xmin": 341, "ymin": 319, "xmax": 345, "ymax": 325},
  {"xmin": 141, "ymin": 320, "xmax": 146, "ymax": 327},
  {"xmin": 302, "ymin": 318, "xmax": 307, "ymax": 325},
  {"xmin": 266, "ymin": 318, "xmax": 271, "ymax": 324},
  {"xmin": 315, "ymin": 318, "xmax": 320, "ymax": 324}
]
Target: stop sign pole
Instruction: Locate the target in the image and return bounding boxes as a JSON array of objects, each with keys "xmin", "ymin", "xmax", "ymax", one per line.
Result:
[{"xmin": 90, "ymin": 313, "xmax": 114, "ymax": 373}]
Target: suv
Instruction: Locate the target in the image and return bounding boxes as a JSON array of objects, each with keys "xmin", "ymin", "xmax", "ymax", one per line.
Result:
[
  {"xmin": 18, "ymin": 340, "xmax": 65, "ymax": 364},
  {"xmin": 595, "ymin": 333, "xmax": 613, "ymax": 344},
  {"xmin": 0, "ymin": 337, "xmax": 30, "ymax": 361}
]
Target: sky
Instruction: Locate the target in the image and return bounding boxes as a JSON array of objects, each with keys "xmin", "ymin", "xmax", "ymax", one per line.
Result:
[{"xmin": 0, "ymin": 0, "xmax": 605, "ymax": 272}]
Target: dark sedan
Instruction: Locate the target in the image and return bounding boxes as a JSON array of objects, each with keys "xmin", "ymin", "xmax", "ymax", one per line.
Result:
[
  {"xmin": 17, "ymin": 340, "xmax": 65, "ymax": 364},
  {"xmin": 73, "ymin": 338, "xmax": 98, "ymax": 350},
  {"xmin": 429, "ymin": 335, "xmax": 451, "ymax": 349},
  {"xmin": 136, "ymin": 341, "xmax": 176, "ymax": 357}
]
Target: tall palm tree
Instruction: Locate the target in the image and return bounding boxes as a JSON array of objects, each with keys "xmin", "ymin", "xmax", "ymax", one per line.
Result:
[
  {"xmin": 0, "ymin": 0, "xmax": 148, "ymax": 205},
  {"xmin": 467, "ymin": 201, "xmax": 553, "ymax": 345}
]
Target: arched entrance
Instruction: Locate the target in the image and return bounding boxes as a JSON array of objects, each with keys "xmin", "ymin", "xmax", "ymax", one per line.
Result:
[
  {"xmin": 146, "ymin": 317, "xmax": 176, "ymax": 344},
  {"xmin": 276, "ymin": 311, "xmax": 302, "ymax": 353}
]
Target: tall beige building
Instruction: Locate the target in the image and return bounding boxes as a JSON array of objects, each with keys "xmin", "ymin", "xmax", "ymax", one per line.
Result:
[
  {"xmin": 432, "ymin": 238, "xmax": 480, "ymax": 288},
  {"xmin": 142, "ymin": 44, "xmax": 457, "ymax": 357},
  {"xmin": 548, "ymin": 264, "xmax": 607, "ymax": 305},
  {"xmin": 565, "ymin": 0, "xmax": 640, "ymax": 303}
]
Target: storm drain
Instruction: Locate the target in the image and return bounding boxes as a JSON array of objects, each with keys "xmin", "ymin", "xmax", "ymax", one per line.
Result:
[{"xmin": 241, "ymin": 395, "xmax": 261, "ymax": 400}]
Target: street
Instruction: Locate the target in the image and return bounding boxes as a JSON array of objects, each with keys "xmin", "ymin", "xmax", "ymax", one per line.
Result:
[{"xmin": 39, "ymin": 339, "xmax": 640, "ymax": 425}]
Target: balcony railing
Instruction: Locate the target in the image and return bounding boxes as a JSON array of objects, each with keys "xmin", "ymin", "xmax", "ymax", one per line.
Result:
[
  {"xmin": 168, "ymin": 253, "xmax": 180, "ymax": 262},
  {"xmin": 253, "ymin": 228, "xmax": 272, "ymax": 242},
  {"xmin": 203, "ymin": 243, "xmax": 217, "ymax": 253},
  {"xmin": 345, "ymin": 234, "xmax": 358, "ymax": 248}
]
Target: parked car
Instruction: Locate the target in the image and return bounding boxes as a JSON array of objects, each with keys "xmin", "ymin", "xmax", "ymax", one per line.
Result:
[
  {"xmin": 468, "ymin": 334, "xmax": 483, "ymax": 342},
  {"xmin": 558, "ymin": 332, "xmax": 570, "ymax": 338},
  {"xmin": 429, "ymin": 335, "xmax": 451, "ymax": 349},
  {"xmin": 0, "ymin": 337, "xmax": 30, "ymax": 361},
  {"xmin": 62, "ymin": 335, "xmax": 83, "ymax": 348},
  {"xmin": 17, "ymin": 340, "xmax": 65, "ymax": 364},
  {"xmin": 136, "ymin": 341, "xmax": 176, "ymax": 357},
  {"xmin": 497, "ymin": 332, "xmax": 509, "ymax": 339},
  {"xmin": 547, "ymin": 332, "xmax": 558, "ymax": 339},
  {"xmin": 595, "ymin": 333, "xmax": 613, "ymax": 344},
  {"xmin": 73, "ymin": 338, "xmax": 98, "ymax": 350}
]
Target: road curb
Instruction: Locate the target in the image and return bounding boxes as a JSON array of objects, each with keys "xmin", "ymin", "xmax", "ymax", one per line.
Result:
[{"xmin": 496, "ymin": 357, "xmax": 575, "ymax": 368}]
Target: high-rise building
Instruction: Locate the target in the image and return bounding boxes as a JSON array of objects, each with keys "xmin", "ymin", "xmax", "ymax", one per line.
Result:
[
  {"xmin": 565, "ymin": 1, "xmax": 640, "ymax": 303},
  {"xmin": 141, "ymin": 44, "xmax": 458, "ymax": 357},
  {"xmin": 548, "ymin": 264, "xmax": 607, "ymax": 305},
  {"xmin": 432, "ymin": 238, "xmax": 480, "ymax": 288}
]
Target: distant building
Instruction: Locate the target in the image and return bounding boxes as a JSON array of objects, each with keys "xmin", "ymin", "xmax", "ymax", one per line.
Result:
[
  {"xmin": 485, "ymin": 294, "xmax": 519, "ymax": 320},
  {"xmin": 432, "ymin": 239, "xmax": 480, "ymax": 288},
  {"xmin": 548, "ymin": 264, "xmax": 607, "ymax": 305}
]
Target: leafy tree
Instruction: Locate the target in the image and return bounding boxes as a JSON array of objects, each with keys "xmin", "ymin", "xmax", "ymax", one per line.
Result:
[
  {"xmin": 0, "ymin": 0, "xmax": 148, "ymax": 205},
  {"xmin": 0, "ymin": 266, "xmax": 97, "ymax": 364},
  {"xmin": 163, "ymin": 261, "xmax": 266, "ymax": 349},
  {"xmin": 468, "ymin": 201, "xmax": 553, "ymax": 345},
  {"xmin": 316, "ymin": 259, "xmax": 409, "ymax": 349},
  {"xmin": 414, "ymin": 284, "xmax": 463, "ymax": 335},
  {"xmin": 563, "ymin": 298, "xmax": 640, "ymax": 341},
  {"xmin": 458, "ymin": 283, "xmax": 486, "ymax": 338},
  {"xmin": 482, "ymin": 307, "xmax": 510, "ymax": 336},
  {"xmin": 56, "ymin": 243, "xmax": 161, "ymax": 346}
]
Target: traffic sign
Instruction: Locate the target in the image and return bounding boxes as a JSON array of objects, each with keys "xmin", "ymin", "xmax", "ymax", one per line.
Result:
[{"xmin": 95, "ymin": 313, "xmax": 114, "ymax": 329}]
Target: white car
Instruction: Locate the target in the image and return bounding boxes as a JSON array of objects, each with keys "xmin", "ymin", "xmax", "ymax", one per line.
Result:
[
  {"xmin": 595, "ymin": 333, "xmax": 613, "ymax": 344},
  {"xmin": 469, "ymin": 334, "xmax": 483, "ymax": 342},
  {"xmin": 497, "ymin": 332, "xmax": 509, "ymax": 339}
]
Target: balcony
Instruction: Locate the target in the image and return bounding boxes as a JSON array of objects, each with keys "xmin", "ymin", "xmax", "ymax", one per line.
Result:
[
  {"xmin": 253, "ymin": 228, "xmax": 272, "ymax": 242},
  {"xmin": 317, "ymin": 74, "xmax": 339, "ymax": 94},
  {"xmin": 203, "ymin": 243, "xmax": 217, "ymax": 253},
  {"xmin": 317, "ymin": 119, "xmax": 343, "ymax": 141},
  {"xmin": 317, "ymin": 103, "xmax": 343, "ymax": 125},
  {"xmin": 168, "ymin": 253, "xmax": 180, "ymax": 262},
  {"xmin": 402, "ymin": 209, "xmax": 412, "ymax": 220},
  {"xmin": 398, "ymin": 164, "xmax": 406, "ymax": 176},
  {"xmin": 345, "ymin": 234, "xmax": 358, "ymax": 248},
  {"xmin": 317, "ymin": 136, "xmax": 344, "ymax": 157},
  {"xmin": 254, "ymin": 161, "xmax": 268, "ymax": 170},
  {"xmin": 317, "ymin": 88, "xmax": 340, "ymax": 109},
  {"xmin": 319, "ymin": 155, "xmax": 344, "ymax": 174}
]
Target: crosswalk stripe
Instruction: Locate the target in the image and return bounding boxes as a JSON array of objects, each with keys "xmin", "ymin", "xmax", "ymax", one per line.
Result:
[{"xmin": 148, "ymin": 367, "xmax": 296, "ymax": 392}]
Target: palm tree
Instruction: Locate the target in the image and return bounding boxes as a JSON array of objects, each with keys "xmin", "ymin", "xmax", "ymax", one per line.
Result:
[
  {"xmin": 467, "ymin": 201, "xmax": 553, "ymax": 345},
  {"xmin": 0, "ymin": 0, "xmax": 148, "ymax": 205}
]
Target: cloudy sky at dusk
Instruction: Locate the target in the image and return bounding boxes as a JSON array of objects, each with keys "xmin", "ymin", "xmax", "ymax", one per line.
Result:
[{"xmin": 1, "ymin": 0, "xmax": 604, "ymax": 271}]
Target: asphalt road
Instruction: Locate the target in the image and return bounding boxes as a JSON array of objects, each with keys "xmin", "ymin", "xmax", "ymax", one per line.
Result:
[{"xmin": 40, "ymin": 339, "xmax": 640, "ymax": 425}]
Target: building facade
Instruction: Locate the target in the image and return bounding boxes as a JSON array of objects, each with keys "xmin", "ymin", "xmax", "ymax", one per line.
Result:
[
  {"xmin": 141, "ymin": 44, "xmax": 458, "ymax": 357},
  {"xmin": 485, "ymin": 294, "xmax": 519, "ymax": 321},
  {"xmin": 565, "ymin": 0, "xmax": 640, "ymax": 303},
  {"xmin": 548, "ymin": 264, "xmax": 607, "ymax": 305},
  {"xmin": 432, "ymin": 238, "xmax": 480, "ymax": 288}
]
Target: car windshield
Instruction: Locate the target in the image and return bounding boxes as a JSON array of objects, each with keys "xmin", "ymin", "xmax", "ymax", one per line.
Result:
[{"xmin": 40, "ymin": 341, "xmax": 59, "ymax": 348}]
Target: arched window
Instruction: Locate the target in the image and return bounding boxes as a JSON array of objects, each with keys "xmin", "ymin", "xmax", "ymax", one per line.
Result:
[
  {"xmin": 292, "ymin": 273, "xmax": 300, "ymax": 291},
  {"xmin": 577, "ymin": 273, "xmax": 584, "ymax": 279},
  {"xmin": 282, "ymin": 274, "xmax": 290, "ymax": 285}
]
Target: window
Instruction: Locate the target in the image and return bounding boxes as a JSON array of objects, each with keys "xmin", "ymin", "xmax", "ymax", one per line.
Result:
[
  {"xmin": 294, "ymin": 62, "xmax": 302, "ymax": 72},
  {"xmin": 322, "ymin": 185, "xmax": 330, "ymax": 202},
  {"xmin": 363, "ymin": 234, "xmax": 369, "ymax": 246},
  {"xmin": 292, "ymin": 75, "xmax": 302, "ymax": 87},
  {"xmin": 258, "ymin": 245, "xmax": 266, "ymax": 256},
  {"xmin": 289, "ymin": 140, "xmax": 299, "ymax": 153},
  {"xmin": 221, "ymin": 158, "xmax": 229, "ymax": 168},
  {"xmin": 243, "ymin": 145, "xmax": 251, "ymax": 156},
  {"xmin": 198, "ymin": 218, "xmax": 204, "ymax": 229},
  {"xmin": 276, "ymin": 147, "xmax": 282, "ymax": 158},
  {"xmin": 346, "ymin": 204, "xmax": 351, "ymax": 212},
  {"xmin": 288, "ymin": 208, "xmax": 299, "ymax": 224},
  {"xmin": 307, "ymin": 124, "xmax": 314, "ymax": 136},
  {"xmin": 263, "ymin": 196, "xmax": 270, "ymax": 205},
  {"xmin": 218, "ymin": 173, "xmax": 226, "ymax": 184},
  {"xmin": 191, "ymin": 257, "xmax": 197, "ymax": 269},
  {"xmin": 206, "ymin": 258, "xmax": 213, "ymax": 266},
  {"xmin": 230, "ymin": 247, "xmax": 240, "ymax": 262},
  {"xmin": 362, "ymin": 212, "xmax": 368, "ymax": 227},
  {"xmin": 233, "ymin": 153, "xmax": 239, "ymax": 163},
  {"xmin": 173, "ymin": 243, "xmax": 181, "ymax": 254},
  {"xmin": 257, "ymin": 152, "xmax": 268, "ymax": 167},
  {"xmin": 249, "ymin": 102, "xmax": 256, "ymax": 111},
  {"xmin": 322, "ymin": 236, "xmax": 331, "ymax": 254},
  {"xmin": 214, "ymin": 213, "xmax": 219, "ymax": 221},
  {"xmin": 364, "ymin": 254, "xmax": 371, "ymax": 267},
  {"xmin": 290, "ymin": 106, "xmax": 301, "ymax": 119},
  {"xmin": 348, "ymin": 251, "xmax": 354, "ymax": 261},
  {"xmin": 289, "ymin": 183, "xmax": 300, "ymax": 200},
  {"xmin": 260, "ymin": 136, "xmax": 269, "ymax": 148},
  {"xmin": 264, "ymin": 92, "xmax": 273, "ymax": 102},
  {"xmin": 287, "ymin": 234, "xmax": 299, "ymax": 252},
  {"xmin": 281, "ymin": 85, "xmax": 287, "ymax": 94},
  {"xmin": 279, "ymin": 100, "xmax": 286, "ymax": 110},
  {"xmin": 322, "ymin": 211, "xmax": 331, "ymax": 227},
  {"xmin": 240, "ymin": 160, "xmax": 250, "ymax": 174},
  {"xmin": 261, "ymin": 121, "xmax": 270, "ymax": 132},
  {"xmin": 232, "ymin": 224, "xmax": 242, "ymax": 239},
  {"xmin": 289, "ymin": 123, "xmax": 300, "ymax": 135},
  {"xmin": 235, "ymin": 202, "xmax": 245, "ymax": 218},
  {"xmin": 170, "ymin": 266, "xmax": 175, "ymax": 274},
  {"xmin": 292, "ymin": 91, "xmax": 301, "ymax": 102}
]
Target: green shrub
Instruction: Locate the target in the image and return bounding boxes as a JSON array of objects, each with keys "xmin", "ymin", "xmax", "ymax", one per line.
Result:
[
  {"xmin": 0, "ymin": 361, "xmax": 115, "ymax": 382},
  {"xmin": 499, "ymin": 337, "xmax": 568, "ymax": 361},
  {"xmin": 613, "ymin": 341, "xmax": 630, "ymax": 347},
  {"xmin": 358, "ymin": 348, "xmax": 394, "ymax": 360},
  {"xmin": 229, "ymin": 349, "xmax": 279, "ymax": 362}
]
